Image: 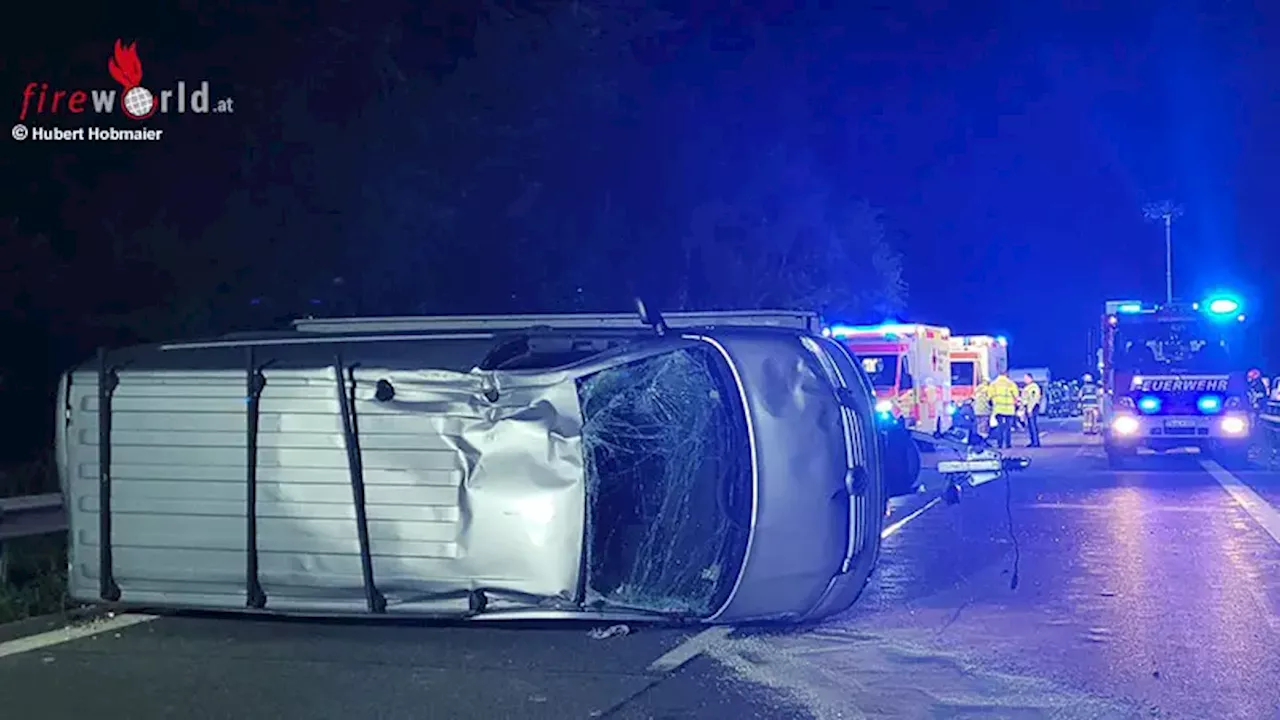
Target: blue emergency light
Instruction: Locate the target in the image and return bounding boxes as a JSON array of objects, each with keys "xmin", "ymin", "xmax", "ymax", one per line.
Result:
[
  {"xmin": 1117, "ymin": 302, "xmax": 1143, "ymax": 314},
  {"xmin": 1137, "ymin": 395, "xmax": 1161, "ymax": 414},
  {"xmin": 1206, "ymin": 297, "xmax": 1240, "ymax": 315},
  {"xmin": 1197, "ymin": 395, "xmax": 1222, "ymax": 414}
]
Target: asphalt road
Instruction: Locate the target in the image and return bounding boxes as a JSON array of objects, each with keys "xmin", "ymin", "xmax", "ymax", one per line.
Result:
[{"xmin": 3, "ymin": 418, "xmax": 1280, "ymax": 719}]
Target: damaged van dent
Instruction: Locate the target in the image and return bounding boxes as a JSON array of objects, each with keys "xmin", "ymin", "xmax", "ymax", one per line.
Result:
[{"xmin": 56, "ymin": 309, "xmax": 889, "ymax": 624}]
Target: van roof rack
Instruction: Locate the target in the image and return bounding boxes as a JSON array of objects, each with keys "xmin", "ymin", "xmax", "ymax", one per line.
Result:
[{"xmin": 290, "ymin": 310, "xmax": 822, "ymax": 334}]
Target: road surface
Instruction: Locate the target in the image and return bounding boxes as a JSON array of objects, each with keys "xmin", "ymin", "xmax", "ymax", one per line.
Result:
[{"xmin": 2, "ymin": 418, "xmax": 1279, "ymax": 719}]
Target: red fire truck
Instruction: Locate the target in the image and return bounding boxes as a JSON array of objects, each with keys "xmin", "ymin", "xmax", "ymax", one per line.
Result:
[{"xmin": 1100, "ymin": 296, "xmax": 1251, "ymax": 467}]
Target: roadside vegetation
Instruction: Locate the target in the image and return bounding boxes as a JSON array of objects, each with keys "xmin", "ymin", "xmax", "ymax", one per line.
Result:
[{"xmin": 1, "ymin": 457, "xmax": 73, "ymax": 624}]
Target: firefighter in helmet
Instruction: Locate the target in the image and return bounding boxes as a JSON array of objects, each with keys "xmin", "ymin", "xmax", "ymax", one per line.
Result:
[
  {"xmin": 1080, "ymin": 373, "xmax": 1100, "ymax": 434},
  {"xmin": 1247, "ymin": 368, "xmax": 1268, "ymax": 413}
]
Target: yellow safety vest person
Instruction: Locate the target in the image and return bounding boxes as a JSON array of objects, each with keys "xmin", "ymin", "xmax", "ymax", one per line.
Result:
[
  {"xmin": 989, "ymin": 374, "xmax": 1019, "ymax": 416},
  {"xmin": 1021, "ymin": 380, "xmax": 1042, "ymax": 414},
  {"xmin": 973, "ymin": 382, "xmax": 991, "ymax": 415}
]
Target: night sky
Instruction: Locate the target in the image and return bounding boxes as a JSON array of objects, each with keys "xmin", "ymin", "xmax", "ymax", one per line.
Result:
[{"xmin": 5, "ymin": 0, "xmax": 1279, "ymax": 379}]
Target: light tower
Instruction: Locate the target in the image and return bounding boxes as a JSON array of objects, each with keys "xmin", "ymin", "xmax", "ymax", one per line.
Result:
[{"xmin": 1143, "ymin": 200, "xmax": 1183, "ymax": 304}]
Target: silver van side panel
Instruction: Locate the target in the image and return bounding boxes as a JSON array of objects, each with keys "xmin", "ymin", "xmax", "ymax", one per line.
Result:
[{"xmin": 63, "ymin": 365, "xmax": 586, "ymax": 616}]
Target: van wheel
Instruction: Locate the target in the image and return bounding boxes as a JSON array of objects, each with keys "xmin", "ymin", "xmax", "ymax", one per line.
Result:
[{"xmin": 883, "ymin": 425, "xmax": 922, "ymax": 498}]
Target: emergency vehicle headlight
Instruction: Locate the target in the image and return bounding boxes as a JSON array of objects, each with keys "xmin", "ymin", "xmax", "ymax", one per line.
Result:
[
  {"xmin": 1137, "ymin": 395, "xmax": 1161, "ymax": 413},
  {"xmin": 1197, "ymin": 395, "xmax": 1222, "ymax": 414},
  {"xmin": 1221, "ymin": 416, "xmax": 1247, "ymax": 435},
  {"xmin": 875, "ymin": 400, "xmax": 894, "ymax": 413},
  {"xmin": 1112, "ymin": 415, "xmax": 1140, "ymax": 435}
]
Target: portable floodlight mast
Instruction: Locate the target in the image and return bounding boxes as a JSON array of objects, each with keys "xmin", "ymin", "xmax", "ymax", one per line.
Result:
[{"xmin": 1143, "ymin": 201, "xmax": 1182, "ymax": 304}]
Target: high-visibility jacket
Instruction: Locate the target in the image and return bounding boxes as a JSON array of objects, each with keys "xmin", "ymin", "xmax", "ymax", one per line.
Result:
[
  {"xmin": 973, "ymin": 383, "xmax": 991, "ymax": 415},
  {"xmin": 1021, "ymin": 381, "xmax": 1042, "ymax": 413},
  {"xmin": 989, "ymin": 375, "xmax": 1019, "ymax": 416},
  {"xmin": 1080, "ymin": 382, "xmax": 1099, "ymax": 408}
]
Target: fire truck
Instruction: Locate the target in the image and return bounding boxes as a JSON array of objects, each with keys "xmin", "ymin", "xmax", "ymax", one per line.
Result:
[
  {"xmin": 1100, "ymin": 295, "xmax": 1252, "ymax": 468},
  {"xmin": 948, "ymin": 335, "xmax": 1009, "ymax": 403},
  {"xmin": 828, "ymin": 322, "xmax": 953, "ymax": 432}
]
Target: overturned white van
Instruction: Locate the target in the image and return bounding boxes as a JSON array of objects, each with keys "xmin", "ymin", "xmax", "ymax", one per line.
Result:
[{"xmin": 56, "ymin": 310, "xmax": 888, "ymax": 623}]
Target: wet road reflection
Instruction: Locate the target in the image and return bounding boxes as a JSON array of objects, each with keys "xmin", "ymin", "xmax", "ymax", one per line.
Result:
[{"xmin": 715, "ymin": 422, "xmax": 1280, "ymax": 719}]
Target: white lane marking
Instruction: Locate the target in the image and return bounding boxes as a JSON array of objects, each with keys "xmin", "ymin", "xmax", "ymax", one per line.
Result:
[
  {"xmin": 0, "ymin": 613, "xmax": 158, "ymax": 660},
  {"xmin": 1199, "ymin": 459, "xmax": 1280, "ymax": 635},
  {"xmin": 881, "ymin": 496, "xmax": 942, "ymax": 539},
  {"xmin": 1025, "ymin": 503, "xmax": 1220, "ymax": 513},
  {"xmin": 647, "ymin": 626, "xmax": 732, "ymax": 673},
  {"xmin": 1201, "ymin": 459, "xmax": 1280, "ymax": 545}
]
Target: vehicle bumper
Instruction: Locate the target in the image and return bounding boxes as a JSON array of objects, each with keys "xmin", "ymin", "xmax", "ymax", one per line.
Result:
[{"xmin": 1106, "ymin": 414, "xmax": 1251, "ymax": 451}]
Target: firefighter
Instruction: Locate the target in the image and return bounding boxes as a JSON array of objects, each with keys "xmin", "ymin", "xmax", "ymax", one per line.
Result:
[
  {"xmin": 1021, "ymin": 373, "xmax": 1043, "ymax": 447},
  {"xmin": 1247, "ymin": 369, "xmax": 1268, "ymax": 413},
  {"xmin": 973, "ymin": 379, "xmax": 992, "ymax": 437},
  {"xmin": 1080, "ymin": 373, "xmax": 1100, "ymax": 434},
  {"xmin": 988, "ymin": 370, "xmax": 1019, "ymax": 449}
]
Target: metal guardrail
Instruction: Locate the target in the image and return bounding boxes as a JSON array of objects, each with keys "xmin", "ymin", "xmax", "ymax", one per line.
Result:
[
  {"xmin": 0, "ymin": 493, "xmax": 68, "ymax": 541},
  {"xmin": 0, "ymin": 493, "xmax": 67, "ymax": 582}
]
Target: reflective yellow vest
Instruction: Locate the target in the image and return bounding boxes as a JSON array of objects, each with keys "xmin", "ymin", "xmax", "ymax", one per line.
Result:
[
  {"xmin": 973, "ymin": 383, "xmax": 991, "ymax": 415},
  {"xmin": 989, "ymin": 376, "xmax": 1018, "ymax": 416},
  {"xmin": 1021, "ymin": 381, "xmax": 1042, "ymax": 412}
]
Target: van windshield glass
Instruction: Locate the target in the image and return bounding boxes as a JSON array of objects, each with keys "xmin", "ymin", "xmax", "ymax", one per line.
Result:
[
  {"xmin": 856, "ymin": 353, "xmax": 899, "ymax": 389},
  {"xmin": 577, "ymin": 344, "xmax": 751, "ymax": 617}
]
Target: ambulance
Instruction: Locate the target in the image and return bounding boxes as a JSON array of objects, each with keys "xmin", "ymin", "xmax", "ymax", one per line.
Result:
[
  {"xmin": 828, "ymin": 322, "xmax": 953, "ymax": 432},
  {"xmin": 948, "ymin": 335, "xmax": 1009, "ymax": 403}
]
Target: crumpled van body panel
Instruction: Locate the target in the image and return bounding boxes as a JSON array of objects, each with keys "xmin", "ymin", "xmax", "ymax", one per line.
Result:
[{"xmin": 63, "ymin": 362, "xmax": 586, "ymax": 616}]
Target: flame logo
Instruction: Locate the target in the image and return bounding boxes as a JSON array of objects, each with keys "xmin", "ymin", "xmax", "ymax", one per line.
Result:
[
  {"xmin": 108, "ymin": 39, "xmax": 143, "ymax": 89},
  {"xmin": 106, "ymin": 39, "xmax": 155, "ymax": 120}
]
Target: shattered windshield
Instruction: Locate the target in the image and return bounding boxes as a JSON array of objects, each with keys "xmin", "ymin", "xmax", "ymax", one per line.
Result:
[
  {"xmin": 856, "ymin": 353, "xmax": 899, "ymax": 388},
  {"xmin": 1116, "ymin": 321, "xmax": 1236, "ymax": 374},
  {"xmin": 578, "ymin": 344, "xmax": 752, "ymax": 618}
]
